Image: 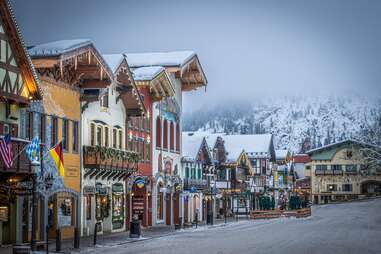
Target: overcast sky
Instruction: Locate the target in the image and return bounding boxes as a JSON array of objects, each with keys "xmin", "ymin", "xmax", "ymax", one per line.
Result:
[{"xmin": 11, "ymin": 0, "xmax": 381, "ymax": 112}]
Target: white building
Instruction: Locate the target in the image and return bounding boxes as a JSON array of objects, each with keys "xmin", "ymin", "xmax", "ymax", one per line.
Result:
[{"xmin": 126, "ymin": 51, "xmax": 207, "ymax": 226}]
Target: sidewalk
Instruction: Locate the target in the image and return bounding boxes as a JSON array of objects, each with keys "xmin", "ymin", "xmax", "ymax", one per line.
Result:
[{"xmin": 0, "ymin": 217, "xmax": 242, "ymax": 254}]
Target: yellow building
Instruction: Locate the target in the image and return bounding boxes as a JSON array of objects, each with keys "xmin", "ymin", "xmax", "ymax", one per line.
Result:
[
  {"xmin": 307, "ymin": 140, "xmax": 381, "ymax": 204},
  {"xmin": 28, "ymin": 39, "xmax": 113, "ymax": 239}
]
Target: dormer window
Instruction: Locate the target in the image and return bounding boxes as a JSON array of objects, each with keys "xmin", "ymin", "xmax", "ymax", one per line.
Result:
[{"xmin": 346, "ymin": 150, "xmax": 353, "ymax": 159}]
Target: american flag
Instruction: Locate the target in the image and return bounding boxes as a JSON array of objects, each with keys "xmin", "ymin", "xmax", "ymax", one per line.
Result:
[{"xmin": 0, "ymin": 134, "xmax": 13, "ymax": 168}]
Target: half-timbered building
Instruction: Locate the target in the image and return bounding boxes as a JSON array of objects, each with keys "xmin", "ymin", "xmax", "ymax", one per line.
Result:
[{"xmin": 0, "ymin": 0, "xmax": 42, "ymax": 245}]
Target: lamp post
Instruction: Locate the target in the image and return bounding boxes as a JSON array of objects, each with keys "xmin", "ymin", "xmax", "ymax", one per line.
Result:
[{"xmin": 30, "ymin": 161, "xmax": 40, "ymax": 251}]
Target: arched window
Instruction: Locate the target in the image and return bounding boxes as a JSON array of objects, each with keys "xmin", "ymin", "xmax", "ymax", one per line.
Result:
[
  {"xmin": 163, "ymin": 119, "xmax": 168, "ymax": 150},
  {"xmin": 175, "ymin": 122, "xmax": 180, "ymax": 152},
  {"xmin": 156, "ymin": 116, "xmax": 161, "ymax": 148},
  {"xmin": 169, "ymin": 121, "xmax": 174, "ymax": 151}
]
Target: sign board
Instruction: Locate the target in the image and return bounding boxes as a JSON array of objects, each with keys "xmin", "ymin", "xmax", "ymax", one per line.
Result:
[
  {"xmin": 66, "ymin": 167, "xmax": 78, "ymax": 177},
  {"xmin": 83, "ymin": 186, "xmax": 96, "ymax": 195},
  {"xmin": 0, "ymin": 206, "xmax": 8, "ymax": 222},
  {"xmin": 112, "ymin": 183, "xmax": 124, "ymax": 193},
  {"xmin": 132, "ymin": 196, "xmax": 145, "ymax": 215}
]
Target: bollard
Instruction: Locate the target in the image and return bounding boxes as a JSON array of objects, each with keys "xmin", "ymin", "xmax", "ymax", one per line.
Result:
[
  {"xmin": 55, "ymin": 229, "xmax": 61, "ymax": 252},
  {"xmin": 46, "ymin": 226, "xmax": 49, "ymax": 254},
  {"xmin": 93, "ymin": 223, "xmax": 98, "ymax": 246},
  {"xmin": 74, "ymin": 227, "xmax": 80, "ymax": 249}
]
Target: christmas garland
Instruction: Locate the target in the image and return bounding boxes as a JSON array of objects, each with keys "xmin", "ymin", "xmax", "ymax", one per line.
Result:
[{"xmin": 84, "ymin": 145, "xmax": 140, "ymax": 163}]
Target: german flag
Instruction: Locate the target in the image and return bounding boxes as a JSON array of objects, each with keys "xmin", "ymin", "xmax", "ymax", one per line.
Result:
[{"xmin": 50, "ymin": 142, "xmax": 64, "ymax": 177}]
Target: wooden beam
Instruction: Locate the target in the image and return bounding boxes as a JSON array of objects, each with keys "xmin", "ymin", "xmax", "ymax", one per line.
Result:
[
  {"xmin": 31, "ymin": 58, "xmax": 58, "ymax": 68},
  {"xmin": 81, "ymin": 79, "xmax": 110, "ymax": 89}
]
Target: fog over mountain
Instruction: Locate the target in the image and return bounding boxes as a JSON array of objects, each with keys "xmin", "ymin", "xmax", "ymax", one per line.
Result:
[{"xmin": 183, "ymin": 94, "xmax": 381, "ymax": 152}]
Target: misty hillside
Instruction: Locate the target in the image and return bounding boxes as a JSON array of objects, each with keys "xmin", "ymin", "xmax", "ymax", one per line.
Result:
[{"xmin": 183, "ymin": 95, "xmax": 381, "ymax": 153}]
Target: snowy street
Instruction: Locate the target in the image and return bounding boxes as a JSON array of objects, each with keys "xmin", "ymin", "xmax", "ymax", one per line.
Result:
[{"xmin": 81, "ymin": 198, "xmax": 381, "ymax": 254}]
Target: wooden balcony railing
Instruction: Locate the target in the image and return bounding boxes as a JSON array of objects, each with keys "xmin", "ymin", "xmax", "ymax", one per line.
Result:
[
  {"xmin": 83, "ymin": 145, "xmax": 140, "ymax": 171},
  {"xmin": 0, "ymin": 137, "xmax": 32, "ymax": 174}
]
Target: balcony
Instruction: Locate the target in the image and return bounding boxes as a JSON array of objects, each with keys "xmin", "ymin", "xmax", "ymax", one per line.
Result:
[
  {"xmin": 0, "ymin": 137, "xmax": 33, "ymax": 174},
  {"xmin": 83, "ymin": 146, "xmax": 140, "ymax": 179},
  {"xmin": 183, "ymin": 178, "xmax": 208, "ymax": 191}
]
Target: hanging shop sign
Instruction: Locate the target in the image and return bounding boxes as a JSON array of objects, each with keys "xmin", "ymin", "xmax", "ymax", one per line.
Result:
[
  {"xmin": 83, "ymin": 186, "xmax": 96, "ymax": 195},
  {"xmin": 112, "ymin": 183, "xmax": 124, "ymax": 193},
  {"xmin": 95, "ymin": 183, "xmax": 108, "ymax": 195},
  {"xmin": 134, "ymin": 178, "xmax": 145, "ymax": 189}
]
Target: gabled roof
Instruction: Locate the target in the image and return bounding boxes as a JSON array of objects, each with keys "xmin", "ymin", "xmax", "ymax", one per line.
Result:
[
  {"xmin": 126, "ymin": 51, "xmax": 196, "ymax": 68},
  {"xmin": 182, "ymin": 132, "xmax": 213, "ymax": 163},
  {"xmin": 221, "ymin": 134, "xmax": 274, "ymax": 161},
  {"xmin": 125, "ymin": 50, "xmax": 207, "ymax": 91},
  {"xmin": 102, "ymin": 53, "xmax": 125, "ymax": 74},
  {"xmin": 0, "ymin": 0, "xmax": 42, "ymax": 100},
  {"xmin": 293, "ymin": 154, "xmax": 311, "ymax": 164},
  {"xmin": 275, "ymin": 149, "xmax": 289, "ymax": 161},
  {"xmin": 132, "ymin": 66, "xmax": 165, "ymax": 81},
  {"xmin": 28, "ymin": 39, "xmax": 93, "ymax": 57},
  {"xmin": 306, "ymin": 139, "xmax": 379, "ymax": 155}
]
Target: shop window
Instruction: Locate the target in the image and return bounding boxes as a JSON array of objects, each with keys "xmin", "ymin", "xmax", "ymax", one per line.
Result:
[
  {"xmin": 90, "ymin": 122, "xmax": 95, "ymax": 146},
  {"xmin": 156, "ymin": 117, "xmax": 161, "ymax": 148},
  {"xmin": 342, "ymin": 184, "xmax": 353, "ymax": 192},
  {"xmin": 62, "ymin": 119, "xmax": 69, "ymax": 151},
  {"xmin": 163, "ymin": 119, "xmax": 168, "ymax": 150},
  {"xmin": 104, "ymin": 126, "xmax": 109, "ymax": 147},
  {"xmin": 112, "ymin": 183, "xmax": 124, "ymax": 230},
  {"xmin": 86, "ymin": 196, "xmax": 91, "ymax": 220},
  {"xmin": 52, "ymin": 116, "xmax": 58, "ymax": 147},
  {"xmin": 170, "ymin": 121, "xmax": 174, "ymax": 151},
  {"xmin": 72, "ymin": 121, "xmax": 79, "ymax": 153},
  {"xmin": 176, "ymin": 122, "xmax": 180, "ymax": 152},
  {"xmin": 57, "ymin": 196, "xmax": 75, "ymax": 227}
]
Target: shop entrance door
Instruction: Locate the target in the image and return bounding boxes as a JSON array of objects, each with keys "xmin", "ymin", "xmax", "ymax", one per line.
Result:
[
  {"xmin": 173, "ymin": 192, "xmax": 180, "ymax": 225},
  {"xmin": 165, "ymin": 193, "xmax": 171, "ymax": 225}
]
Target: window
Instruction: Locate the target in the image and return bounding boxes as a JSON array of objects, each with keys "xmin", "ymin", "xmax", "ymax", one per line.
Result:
[
  {"xmin": 185, "ymin": 167, "xmax": 190, "ymax": 178},
  {"xmin": 327, "ymin": 184, "xmax": 337, "ymax": 191},
  {"xmin": 128, "ymin": 133, "xmax": 133, "ymax": 151},
  {"xmin": 146, "ymin": 115, "xmax": 150, "ymax": 133},
  {"xmin": 146, "ymin": 140, "xmax": 150, "ymax": 161},
  {"xmin": 176, "ymin": 122, "xmax": 180, "ymax": 152},
  {"xmin": 346, "ymin": 150, "xmax": 353, "ymax": 159},
  {"xmin": 72, "ymin": 121, "xmax": 79, "ymax": 153},
  {"xmin": 90, "ymin": 123, "xmax": 95, "ymax": 146},
  {"xmin": 104, "ymin": 126, "xmax": 109, "ymax": 147},
  {"xmin": 96, "ymin": 125, "xmax": 103, "ymax": 146},
  {"xmin": 40, "ymin": 113, "xmax": 46, "ymax": 144},
  {"xmin": 128, "ymin": 117, "xmax": 133, "ymax": 130},
  {"xmin": 191, "ymin": 168, "xmax": 196, "ymax": 179},
  {"xmin": 140, "ymin": 117, "xmax": 144, "ymax": 131},
  {"xmin": 342, "ymin": 184, "xmax": 353, "ymax": 192},
  {"xmin": 198, "ymin": 168, "xmax": 202, "ymax": 180},
  {"xmin": 163, "ymin": 119, "xmax": 168, "ymax": 150},
  {"xmin": 316, "ymin": 165, "xmax": 328, "ymax": 171},
  {"xmin": 170, "ymin": 121, "xmax": 174, "ymax": 151},
  {"xmin": 345, "ymin": 164, "xmax": 357, "ymax": 173},
  {"xmin": 62, "ymin": 119, "xmax": 69, "ymax": 151},
  {"xmin": 52, "ymin": 116, "xmax": 58, "ymax": 147},
  {"xmin": 112, "ymin": 129, "xmax": 117, "ymax": 148},
  {"xmin": 332, "ymin": 165, "xmax": 342, "ymax": 171},
  {"xmin": 305, "ymin": 166, "xmax": 311, "ymax": 170},
  {"xmin": 26, "ymin": 111, "xmax": 33, "ymax": 140},
  {"xmin": 118, "ymin": 130, "xmax": 123, "ymax": 149},
  {"xmin": 156, "ymin": 117, "xmax": 161, "ymax": 148},
  {"xmin": 100, "ymin": 89, "xmax": 109, "ymax": 109}
]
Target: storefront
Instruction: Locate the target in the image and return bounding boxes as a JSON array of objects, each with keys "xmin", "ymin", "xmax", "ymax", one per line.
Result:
[
  {"xmin": 127, "ymin": 176, "xmax": 152, "ymax": 227},
  {"xmin": 112, "ymin": 183, "xmax": 124, "ymax": 230}
]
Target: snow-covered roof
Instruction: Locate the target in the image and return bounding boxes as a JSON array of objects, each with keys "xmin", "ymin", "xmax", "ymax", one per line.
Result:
[
  {"xmin": 182, "ymin": 132, "xmax": 206, "ymax": 160},
  {"xmin": 28, "ymin": 39, "xmax": 93, "ymax": 57},
  {"xmin": 125, "ymin": 51, "xmax": 196, "ymax": 68},
  {"xmin": 275, "ymin": 149, "xmax": 289, "ymax": 160},
  {"xmin": 221, "ymin": 134, "xmax": 273, "ymax": 161},
  {"xmin": 132, "ymin": 66, "xmax": 166, "ymax": 81},
  {"xmin": 306, "ymin": 139, "xmax": 380, "ymax": 155},
  {"xmin": 102, "ymin": 53, "xmax": 125, "ymax": 73}
]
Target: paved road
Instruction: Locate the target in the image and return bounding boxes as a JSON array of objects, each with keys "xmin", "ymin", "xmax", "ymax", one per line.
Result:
[{"xmin": 82, "ymin": 198, "xmax": 381, "ymax": 254}]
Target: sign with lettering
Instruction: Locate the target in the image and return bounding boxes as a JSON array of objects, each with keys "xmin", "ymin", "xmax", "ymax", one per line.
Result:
[
  {"xmin": 83, "ymin": 186, "xmax": 96, "ymax": 195},
  {"xmin": 66, "ymin": 167, "xmax": 78, "ymax": 177},
  {"xmin": 132, "ymin": 196, "xmax": 145, "ymax": 215}
]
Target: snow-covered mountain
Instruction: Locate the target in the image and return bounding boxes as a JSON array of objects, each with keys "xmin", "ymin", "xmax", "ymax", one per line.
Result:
[{"xmin": 183, "ymin": 95, "xmax": 381, "ymax": 152}]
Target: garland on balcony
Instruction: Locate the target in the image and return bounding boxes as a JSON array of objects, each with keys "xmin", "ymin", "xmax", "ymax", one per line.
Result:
[{"xmin": 84, "ymin": 145, "xmax": 140, "ymax": 163}]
